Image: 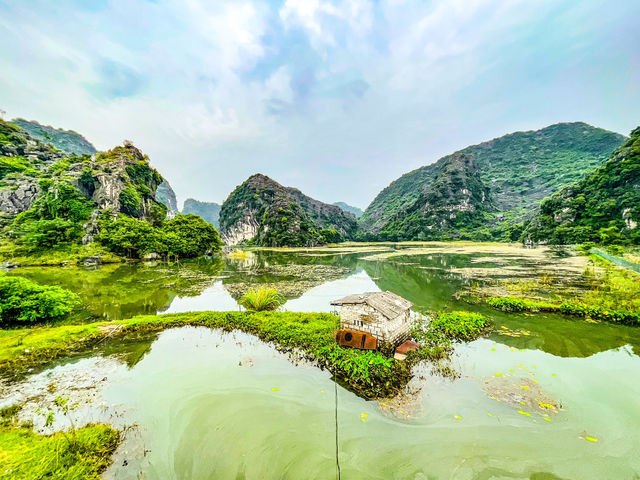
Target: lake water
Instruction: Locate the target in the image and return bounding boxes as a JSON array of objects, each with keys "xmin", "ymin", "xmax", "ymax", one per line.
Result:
[{"xmin": 5, "ymin": 244, "xmax": 640, "ymax": 479}]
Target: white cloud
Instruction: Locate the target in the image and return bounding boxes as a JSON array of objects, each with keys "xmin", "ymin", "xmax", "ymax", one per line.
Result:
[{"xmin": 0, "ymin": 0, "xmax": 638, "ymax": 209}]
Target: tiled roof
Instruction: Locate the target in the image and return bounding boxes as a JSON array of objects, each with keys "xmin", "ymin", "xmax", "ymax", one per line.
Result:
[{"xmin": 330, "ymin": 291, "xmax": 412, "ymax": 319}]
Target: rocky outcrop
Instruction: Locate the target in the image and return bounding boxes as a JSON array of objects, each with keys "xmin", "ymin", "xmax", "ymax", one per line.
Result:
[
  {"xmin": 219, "ymin": 174, "xmax": 358, "ymax": 246},
  {"xmin": 0, "ymin": 180, "xmax": 39, "ymax": 214},
  {"xmin": 0, "ymin": 120, "xmax": 169, "ymax": 244},
  {"xmin": 221, "ymin": 210, "xmax": 260, "ymax": 244},
  {"xmin": 156, "ymin": 180, "xmax": 179, "ymax": 219}
]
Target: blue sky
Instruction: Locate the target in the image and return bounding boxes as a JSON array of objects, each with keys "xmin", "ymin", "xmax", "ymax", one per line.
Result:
[{"xmin": 0, "ymin": 0, "xmax": 638, "ymax": 208}]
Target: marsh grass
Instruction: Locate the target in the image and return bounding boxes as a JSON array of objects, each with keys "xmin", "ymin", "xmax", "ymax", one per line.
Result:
[
  {"xmin": 227, "ymin": 250, "xmax": 251, "ymax": 260},
  {"xmin": 238, "ymin": 287, "xmax": 286, "ymax": 311},
  {"xmin": 0, "ymin": 424, "xmax": 119, "ymax": 479}
]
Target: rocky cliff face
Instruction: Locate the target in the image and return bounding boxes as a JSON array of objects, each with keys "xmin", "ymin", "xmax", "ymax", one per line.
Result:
[
  {"xmin": 361, "ymin": 122, "xmax": 626, "ymax": 241},
  {"xmin": 182, "ymin": 199, "xmax": 221, "ymax": 228},
  {"xmin": 76, "ymin": 143, "xmax": 167, "ymax": 241},
  {"xmin": 11, "ymin": 119, "xmax": 97, "ymax": 155},
  {"xmin": 156, "ymin": 180, "xmax": 179, "ymax": 219},
  {"xmin": 522, "ymin": 126, "xmax": 640, "ymax": 245},
  {"xmin": 1, "ymin": 120, "xmax": 69, "ymax": 216},
  {"xmin": 219, "ymin": 174, "xmax": 358, "ymax": 246}
]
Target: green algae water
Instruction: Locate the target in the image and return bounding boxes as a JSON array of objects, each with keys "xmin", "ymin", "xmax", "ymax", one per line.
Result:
[{"xmin": 5, "ymin": 244, "xmax": 640, "ymax": 478}]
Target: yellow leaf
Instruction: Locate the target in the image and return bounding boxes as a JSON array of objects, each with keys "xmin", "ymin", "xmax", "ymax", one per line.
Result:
[
  {"xmin": 271, "ymin": 387, "xmax": 279, "ymax": 391},
  {"xmin": 518, "ymin": 410, "xmax": 531, "ymax": 417},
  {"xmin": 544, "ymin": 417, "xmax": 551, "ymax": 422},
  {"xmin": 520, "ymin": 385, "xmax": 529, "ymax": 390},
  {"xmin": 494, "ymin": 373, "xmax": 503, "ymax": 377},
  {"xmin": 585, "ymin": 436, "xmax": 598, "ymax": 442}
]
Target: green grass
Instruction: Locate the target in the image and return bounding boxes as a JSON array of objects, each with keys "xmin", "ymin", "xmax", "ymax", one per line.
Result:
[
  {"xmin": 0, "ymin": 311, "xmax": 414, "ymax": 398},
  {"xmin": 0, "ymin": 240, "xmax": 123, "ymax": 267},
  {"xmin": 0, "ymin": 424, "xmax": 119, "ymax": 479},
  {"xmin": 238, "ymin": 287, "xmax": 286, "ymax": 311}
]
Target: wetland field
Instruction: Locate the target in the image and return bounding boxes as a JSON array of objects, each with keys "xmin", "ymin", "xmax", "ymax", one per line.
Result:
[{"xmin": 2, "ymin": 242, "xmax": 640, "ymax": 479}]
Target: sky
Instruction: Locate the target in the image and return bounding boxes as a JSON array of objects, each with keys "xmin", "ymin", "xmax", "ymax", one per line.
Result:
[{"xmin": 0, "ymin": 0, "xmax": 638, "ymax": 210}]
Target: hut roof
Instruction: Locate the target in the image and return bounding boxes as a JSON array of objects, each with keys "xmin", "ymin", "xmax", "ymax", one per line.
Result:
[{"xmin": 330, "ymin": 291, "xmax": 412, "ymax": 319}]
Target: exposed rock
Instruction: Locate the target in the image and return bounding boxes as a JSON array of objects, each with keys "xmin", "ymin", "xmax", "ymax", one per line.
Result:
[
  {"xmin": 0, "ymin": 180, "xmax": 39, "ymax": 214},
  {"xmin": 156, "ymin": 180, "xmax": 179, "ymax": 219},
  {"xmin": 82, "ymin": 255, "xmax": 102, "ymax": 266}
]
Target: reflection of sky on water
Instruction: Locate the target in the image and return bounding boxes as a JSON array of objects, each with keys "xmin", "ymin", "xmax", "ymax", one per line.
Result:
[
  {"xmin": 164, "ymin": 281, "xmax": 240, "ymax": 313},
  {"xmin": 283, "ymin": 269, "xmax": 380, "ymax": 312},
  {"xmin": 165, "ymin": 268, "xmax": 381, "ymax": 314}
]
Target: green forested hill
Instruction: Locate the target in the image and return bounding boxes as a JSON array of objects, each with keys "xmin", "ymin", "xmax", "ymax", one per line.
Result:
[
  {"xmin": 379, "ymin": 154, "xmax": 493, "ymax": 240},
  {"xmin": 333, "ymin": 202, "xmax": 364, "ymax": 218},
  {"xmin": 360, "ymin": 122, "xmax": 626, "ymax": 241},
  {"xmin": 11, "ymin": 119, "xmax": 97, "ymax": 155},
  {"xmin": 182, "ymin": 199, "xmax": 221, "ymax": 228},
  {"xmin": 522, "ymin": 126, "xmax": 640, "ymax": 245},
  {"xmin": 0, "ymin": 119, "xmax": 221, "ymax": 260},
  {"xmin": 219, "ymin": 174, "xmax": 358, "ymax": 246}
]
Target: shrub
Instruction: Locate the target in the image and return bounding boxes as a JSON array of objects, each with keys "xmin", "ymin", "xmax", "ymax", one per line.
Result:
[
  {"xmin": 0, "ymin": 275, "xmax": 80, "ymax": 325},
  {"xmin": 238, "ymin": 287, "xmax": 286, "ymax": 311},
  {"xmin": 485, "ymin": 296, "xmax": 640, "ymax": 326},
  {"xmin": 0, "ymin": 156, "xmax": 38, "ymax": 179},
  {"xmin": 412, "ymin": 311, "xmax": 491, "ymax": 346},
  {"xmin": 162, "ymin": 214, "xmax": 222, "ymax": 257},
  {"xmin": 22, "ymin": 219, "xmax": 83, "ymax": 249},
  {"xmin": 97, "ymin": 213, "xmax": 222, "ymax": 259},
  {"xmin": 118, "ymin": 184, "xmax": 143, "ymax": 217},
  {"xmin": 96, "ymin": 213, "xmax": 164, "ymax": 258}
]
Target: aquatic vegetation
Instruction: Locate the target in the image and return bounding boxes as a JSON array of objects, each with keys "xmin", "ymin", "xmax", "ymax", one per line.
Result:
[
  {"xmin": 238, "ymin": 287, "xmax": 286, "ymax": 311},
  {"xmin": 485, "ymin": 296, "xmax": 639, "ymax": 326},
  {"xmin": 227, "ymin": 250, "xmax": 251, "ymax": 260},
  {"xmin": 0, "ymin": 424, "xmax": 119, "ymax": 479},
  {"xmin": 0, "ymin": 275, "xmax": 80, "ymax": 325},
  {"xmin": 411, "ymin": 311, "xmax": 492, "ymax": 347}
]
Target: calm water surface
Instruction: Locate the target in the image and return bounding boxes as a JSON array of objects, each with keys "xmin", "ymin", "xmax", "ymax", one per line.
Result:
[{"xmin": 7, "ymin": 245, "xmax": 640, "ymax": 479}]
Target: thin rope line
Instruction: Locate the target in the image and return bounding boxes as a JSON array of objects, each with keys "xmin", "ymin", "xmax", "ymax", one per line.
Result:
[{"xmin": 334, "ymin": 371, "xmax": 341, "ymax": 480}]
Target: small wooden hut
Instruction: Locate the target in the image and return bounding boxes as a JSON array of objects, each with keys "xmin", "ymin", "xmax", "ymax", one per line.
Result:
[{"xmin": 330, "ymin": 291, "xmax": 413, "ymax": 345}]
